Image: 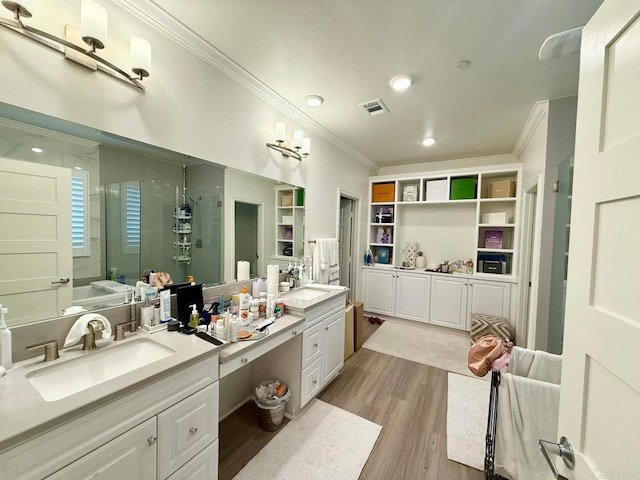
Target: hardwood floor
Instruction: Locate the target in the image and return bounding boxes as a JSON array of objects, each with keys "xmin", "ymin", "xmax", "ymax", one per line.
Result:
[{"xmin": 218, "ymin": 319, "xmax": 484, "ymax": 480}]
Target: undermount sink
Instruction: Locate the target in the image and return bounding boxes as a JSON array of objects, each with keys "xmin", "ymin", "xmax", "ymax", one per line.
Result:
[
  {"xmin": 26, "ymin": 338, "xmax": 175, "ymax": 402},
  {"xmin": 283, "ymin": 287, "xmax": 329, "ymax": 301}
]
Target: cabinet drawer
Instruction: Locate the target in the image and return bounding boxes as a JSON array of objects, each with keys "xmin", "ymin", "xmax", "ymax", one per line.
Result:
[
  {"xmin": 46, "ymin": 418, "xmax": 156, "ymax": 480},
  {"xmin": 219, "ymin": 323, "xmax": 301, "ymax": 378},
  {"xmin": 303, "ymin": 294, "xmax": 346, "ymax": 328},
  {"xmin": 167, "ymin": 439, "xmax": 218, "ymax": 480},
  {"xmin": 302, "ymin": 322, "xmax": 323, "ymax": 369},
  {"xmin": 301, "ymin": 357, "xmax": 323, "ymax": 408},
  {"xmin": 158, "ymin": 383, "xmax": 219, "ymax": 479}
]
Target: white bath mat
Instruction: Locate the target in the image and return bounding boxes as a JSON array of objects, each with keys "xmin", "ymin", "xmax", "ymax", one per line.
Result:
[
  {"xmin": 447, "ymin": 372, "xmax": 491, "ymax": 471},
  {"xmin": 233, "ymin": 400, "xmax": 382, "ymax": 480},
  {"xmin": 363, "ymin": 321, "xmax": 473, "ymax": 376}
]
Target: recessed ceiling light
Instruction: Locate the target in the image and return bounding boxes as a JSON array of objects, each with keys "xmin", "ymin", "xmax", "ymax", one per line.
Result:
[
  {"xmin": 304, "ymin": 95, "xmax": 324, "ymax": 107},
  {"xmin": 455, "ymin": 60, "xmax": 470, "ymax": 70},
  {"xmin": 421, "ymin": 137, "xmax": 436, "ymax": 147},
  {"xmin": 31, "ymin": 147, "xmax": 43, "ymax": 153},
  {"xmin": 389, "ymin": 75, "xmax": 412, "ymax": 91}
]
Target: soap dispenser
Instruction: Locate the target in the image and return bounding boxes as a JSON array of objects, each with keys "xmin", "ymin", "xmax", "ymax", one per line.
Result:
[
  {"xmin": 189, "ymin": 304, "xmax": 200, "ymax": 328},
  {"xmin": 0, "ymin": 305, "xmax": 11, "ymax": 370}
]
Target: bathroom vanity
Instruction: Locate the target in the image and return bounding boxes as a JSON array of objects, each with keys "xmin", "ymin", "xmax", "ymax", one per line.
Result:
[{"xmin": 0, "ymin": 331, "xmax": 223, "ymax": 480}]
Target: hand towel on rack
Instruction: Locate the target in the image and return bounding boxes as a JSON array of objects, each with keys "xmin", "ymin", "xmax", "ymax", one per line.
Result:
[
  {"xmin": 312, "ymin": 238, "xmax": 336, "ymax": 285},
  {"xmin": 327, "ymin": 238, "xmax": 341, "ymax": 285}
]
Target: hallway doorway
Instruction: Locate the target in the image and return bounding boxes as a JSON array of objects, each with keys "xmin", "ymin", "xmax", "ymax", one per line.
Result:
[
  {"xmin": 338, "ymin": 193, "xmax": 358, "ymax": 300},
  {"xmin": 234, "ymin": 202, "xmax": 259, "ymax": 278}
]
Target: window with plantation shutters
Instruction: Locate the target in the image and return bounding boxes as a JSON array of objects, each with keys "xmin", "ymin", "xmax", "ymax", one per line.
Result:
[
  {"xmin": 122, "ymin": 181, "xmax": 141, "ymax": 254},
  {"xmin": 71, "ymin": 170, "xmax": 89, "ymax": 257}
]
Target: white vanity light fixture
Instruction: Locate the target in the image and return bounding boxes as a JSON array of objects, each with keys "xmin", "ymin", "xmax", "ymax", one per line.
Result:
[
  {"xmin": 0, "ymin": 0, "xmax": 151, "ymax": 91},
  {"xmin": 31, "ymin": 147, "xmax": 43, "ymax": 153},
  {"xmin": 266, "ymin": 122, "xmax": 311, "ymax": 161},
  {"xmin": 421, "ymin": 137, "xmax": 436, "ymax": 147},
  {"xmin": 304, "ymin": 95, "xmax": 324, "ymax": 107},
  {"xmin": 389, "ymin": 74, "xmax": 412, "ymax": 91}
]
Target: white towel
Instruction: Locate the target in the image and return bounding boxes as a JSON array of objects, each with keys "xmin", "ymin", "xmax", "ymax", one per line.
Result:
[
  {"xmin": 63, "ymin": 313, "xmax": 112, "ymax": 348},
  {"xmin": 495, "ymin": 373, "xmax": 560, "ymax": 480},
  {"xmin": 509, "ymin": 346, "xmax": 562, "ymax": 384},
  {"xmin": 313, "ymin": 238, "xmax": 340, "ymax": 285}
]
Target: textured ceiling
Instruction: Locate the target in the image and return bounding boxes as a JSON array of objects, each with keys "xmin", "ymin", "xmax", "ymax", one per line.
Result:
[{"xmin": 150, "ymin": 0, "xmax": 603, "ymax": 167}]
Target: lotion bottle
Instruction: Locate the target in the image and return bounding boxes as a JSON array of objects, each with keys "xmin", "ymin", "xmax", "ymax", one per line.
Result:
[{"xmin": 0, "ymin": 305, "xmax": 11, "ymax": 370}]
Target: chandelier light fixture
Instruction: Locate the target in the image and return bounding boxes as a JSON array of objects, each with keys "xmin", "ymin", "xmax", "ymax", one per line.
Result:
[
  {"xmin": 266, "ymin": 121, "xmax": 311, "ymax": 161},
  {"xmin": 0, "ymin": 0, "xmax": 151, "ymax": 91}
]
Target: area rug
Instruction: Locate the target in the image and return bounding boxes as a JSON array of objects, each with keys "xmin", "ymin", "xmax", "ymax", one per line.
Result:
[
  {"xmin": 233, "ymin": 399, "xmax": 382, "ymax": 480},
  {"xmin": 363, "ymin": 321, "xmax": 473, "ymax": 376},
  {"xmin": 447, "ymin": 372, "xmax": 490, "ymax": 471}
]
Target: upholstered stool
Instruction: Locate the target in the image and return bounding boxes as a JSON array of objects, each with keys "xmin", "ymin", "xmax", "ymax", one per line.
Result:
[{"xmin": 470, "ymin": 313, "xmax": 515, "ymax": 343}]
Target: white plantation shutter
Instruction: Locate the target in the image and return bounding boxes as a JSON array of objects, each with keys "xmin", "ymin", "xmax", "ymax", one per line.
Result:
[
  {"xmin": 71, "ymin": 170, "xmax": 89, "ymax": 256},
  {"xmin": 122, "ymin": 181, "xmax": 141, "ymax": 253}
]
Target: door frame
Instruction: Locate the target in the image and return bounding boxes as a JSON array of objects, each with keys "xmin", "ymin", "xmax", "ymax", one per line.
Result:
[
  {"xmin": 335, "ymin": 188, "xmax": 360, "ymax": 300},
  {"xmin": 231, "ymin": 198, "xmax": 264, "ymax": 279},
  {"xmin": 517, "ymin": 175, "xmax": 543, "ymax": 349}
]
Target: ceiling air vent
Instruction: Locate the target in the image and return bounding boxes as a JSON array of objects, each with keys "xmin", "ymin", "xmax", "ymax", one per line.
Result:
[{"xmin": 359, "ymin": 98, "xmax": 389, "ymax": 117}]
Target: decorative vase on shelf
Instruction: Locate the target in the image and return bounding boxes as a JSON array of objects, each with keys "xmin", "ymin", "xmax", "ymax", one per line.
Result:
[
  {"xmin": 403, "ymin": 241, "xmax": 419, "ymax": 267},
  {"xmin": 415, "ymin": 251, "xmax": 426, "ymax": 268}
]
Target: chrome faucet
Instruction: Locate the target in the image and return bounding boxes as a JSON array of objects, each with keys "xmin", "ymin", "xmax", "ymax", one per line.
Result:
[{"xmin": 82, "ymin": 319, "xmax": 106, "ymax": 350}]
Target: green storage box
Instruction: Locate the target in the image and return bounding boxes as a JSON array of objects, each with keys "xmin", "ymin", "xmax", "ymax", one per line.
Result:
[
  {"xmin": 449, "ymin": 176, "xmax": 477, "ymax": 200},
  {"xmin": 296, "ymin": 189, "xmax": 305, "ymax": 206}
]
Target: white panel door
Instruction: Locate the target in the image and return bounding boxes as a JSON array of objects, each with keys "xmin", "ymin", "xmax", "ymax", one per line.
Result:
[
  {"xmin": 46, "ymin": 418, "xmax": 156, "ymax": 480},
  {"xmin": 549, "ymin": 2, "xmax": 640, "ymax": 479},
  {"xmin": 323, "ymin": 309, "xmax": 345, "ymax": 384},
  {"xmin": 468, "ymin": 280, "xmax": 511, "ymax": 320},
  {"xmin": 0, "ymin": 158, "xmax": 72, "ymax": 325},
  {"xmin": 429, "ymin": 276, "xmax": 468, "ymax": 330},
  {"xmin": 363, "ymin": 269, "xmax": 395, "ymax": 315},
  {"xmin": 395, "ymin": 273, "xmax": 430, "ymax": 322}
]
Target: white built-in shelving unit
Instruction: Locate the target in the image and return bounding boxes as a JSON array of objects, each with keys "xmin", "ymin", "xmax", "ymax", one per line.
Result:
[
  {"xmin": 275, "ymin": 186, "xmax": 305, "ymax": 259},
  {"xmin": 368, "ymin": 165, "xmax": 521, "ymax": 279}
]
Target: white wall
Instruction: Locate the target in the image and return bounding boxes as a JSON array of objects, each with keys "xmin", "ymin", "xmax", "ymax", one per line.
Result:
[
  {"xmin": 0, "ymin": 0, "xmax": 374, "ymax": 299},
  {"xmin": 515, "ymin": 97, "xmax": 577, "ymax": 351}
]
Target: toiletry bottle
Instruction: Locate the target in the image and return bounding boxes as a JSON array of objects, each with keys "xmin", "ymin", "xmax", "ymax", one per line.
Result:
[
  {"xmin": 239, "ymin": 286, "xmax": 250, "ymax": 325},
  {"xmin": 189, "ymin": 304, "xmax": 199, "ymax": 328},
  {"xmin": 230, "ymin": 294, "xmax": 240, "ymax": 316},
  {"xmin": 258, "ymin": 292, "xmax": 267, "ymax": 317},
  {"xmin": 0, "ymin": 305, "xmax": 11, "ymax": 370},
  {"xmin": 188, "ymin": 275, "xmax": 195, "ymax": 285},
  {"xmin": 230, "ymin": 317, "xmax": 238, "ymax": 343}
]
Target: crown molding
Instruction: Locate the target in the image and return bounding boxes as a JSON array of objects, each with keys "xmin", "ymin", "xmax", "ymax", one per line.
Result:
[
  {"xmin": 513, "ymin": 100, "xmax": 549, "ymax": 159},
  {"xmin": 114, "ymin": 0, "xmax": 378, "ymax": 170}
]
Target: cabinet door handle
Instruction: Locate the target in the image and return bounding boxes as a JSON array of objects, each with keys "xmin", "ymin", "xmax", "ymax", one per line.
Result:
[
  {"xmin": 189, "ymin": 427, "xmax": 198, "ymax": 435},
  {"xmin": 147, "ymin": 436, "xmax": 157, "ymax": 447},
  {"xmin": 240, "ymin": 357, "xmax": 248, "ymax": 364},
  {"xmin": 325, "ymin": 327, "xmax": 329, "ymax": 331},
  {"xmin": 292, "ymin": 330, "xmax": 298, "ymax": 336},
  {"xmin": 312, "ymin": 380, "xmax": 317, "ymax": 385},
  {"xmin": 313, "ymin": 343, "xmax": 318, "ymax": 348}
]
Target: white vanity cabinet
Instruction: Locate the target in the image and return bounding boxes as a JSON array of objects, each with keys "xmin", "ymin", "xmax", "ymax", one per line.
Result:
[
  {"xmin": 1, "ymin": 355, "xmax": 220, "ymax": 480},
  {"xmin": 322, "ymin": 308, "xmax": 346, "ymax": 383},
  {"xmin": 362, "ymin": 268, "xmax": 395, "ymax": 316},
  {"xmin": 394, "ymin": 272, "xmax": 431, "ymax": 322},
  {"xmin": 467, "ymin": 279, "xmax": 511, "ymax": 320},
  {"xmin": 363, "ymin": 267, "xmax": 516, "ymax": 332},
  {"xmin": 363, "ymin": 269, "xmax": 431, "ymax": 322},
  {"xmin": 429, "ymin": 276, "xmax": 469, "ymax": 330},
  {"xmin": 47, "ymin": 417, "xmax": 157, "ymax": 480}
]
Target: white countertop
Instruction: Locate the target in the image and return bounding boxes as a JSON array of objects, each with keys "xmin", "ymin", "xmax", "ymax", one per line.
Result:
[
  {"xmin": 218, "ymin": 313, "xmax": 305, "ymax": 363},
  {"xmin": 362, "ymin": 265, "xmax": 518, "ymax": 283},
  {"xmin": 0, "ymin": 329, "xmax": 223, "ymax": 450}
]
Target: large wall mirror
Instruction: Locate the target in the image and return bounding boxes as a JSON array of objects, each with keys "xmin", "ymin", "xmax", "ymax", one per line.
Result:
[
  {"xmin": 0, "ymin": 105, "xmax": 227, "ymax": 326},
  {"xmin": 0, "ymin": 104, "xmax": 304, "ymax": 328}
]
